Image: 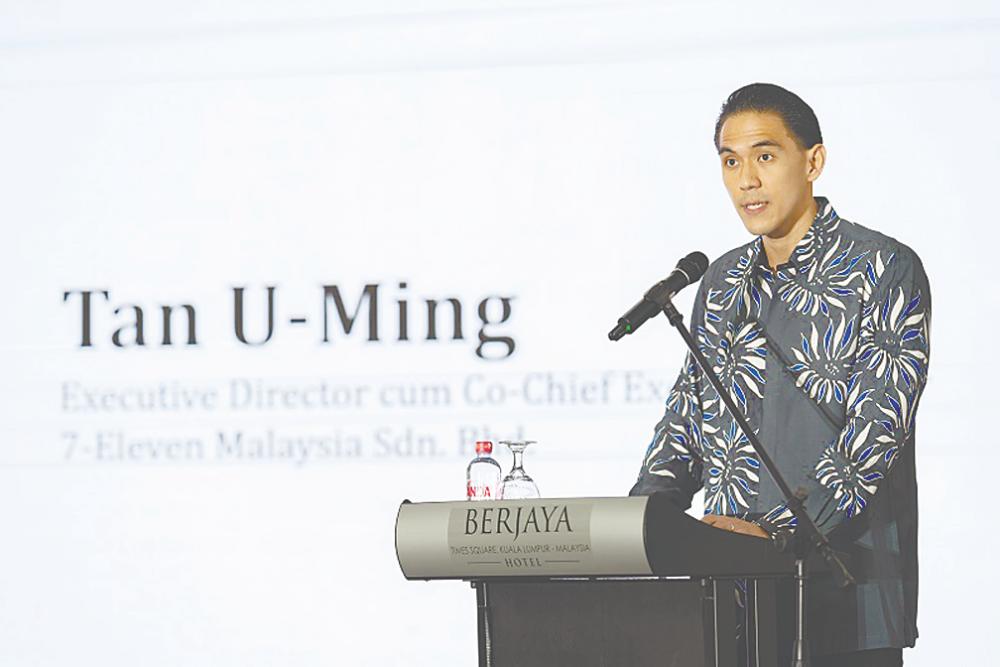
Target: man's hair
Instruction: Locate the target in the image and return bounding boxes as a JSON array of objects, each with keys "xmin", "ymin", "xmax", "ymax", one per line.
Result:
[{"xmin": 713, "ymin": 83, "xmax": 822, "ymax": 152}]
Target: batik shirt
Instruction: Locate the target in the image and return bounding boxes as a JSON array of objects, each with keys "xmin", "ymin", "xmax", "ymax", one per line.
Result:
[{"xmin": 629, "ymin": 196, "xmax": 931, "ymax": 654}]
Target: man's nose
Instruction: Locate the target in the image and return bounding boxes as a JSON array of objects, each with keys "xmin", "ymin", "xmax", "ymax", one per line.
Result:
[{"xmin": 739, "ymin": 163, "xmax": 761, "ymax": 190}]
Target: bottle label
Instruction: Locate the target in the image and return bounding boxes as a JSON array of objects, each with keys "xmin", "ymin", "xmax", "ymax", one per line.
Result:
[{"xmin": 466, "ymin": 481, "xmax": 495, "ymax": 500}]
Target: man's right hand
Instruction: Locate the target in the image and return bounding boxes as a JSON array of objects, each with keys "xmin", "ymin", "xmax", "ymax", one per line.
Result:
[{"xmin": 701, "ymin": 514, "xmax": 768, "ymax": 539}]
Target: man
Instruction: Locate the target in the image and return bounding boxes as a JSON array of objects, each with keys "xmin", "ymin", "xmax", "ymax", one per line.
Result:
[{"xmin": 629, "ymin": 83, "xmax": 931, "ymax": 666}]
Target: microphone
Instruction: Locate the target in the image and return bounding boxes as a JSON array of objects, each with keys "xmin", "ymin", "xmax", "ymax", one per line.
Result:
[{"xmin": 608, "ymin": 251, "xmax": 709, "ymax": 341}]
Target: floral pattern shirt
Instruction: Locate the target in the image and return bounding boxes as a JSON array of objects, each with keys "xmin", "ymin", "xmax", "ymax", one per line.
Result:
[{"xmin": 629, "ymin": 196, "xmax": 931, "ymax": 654}]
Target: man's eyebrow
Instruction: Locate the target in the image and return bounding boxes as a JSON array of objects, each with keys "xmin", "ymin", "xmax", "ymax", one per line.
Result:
[{"xmin": 718, "ymin": 139, "xmax": 783, "ymax": 155}]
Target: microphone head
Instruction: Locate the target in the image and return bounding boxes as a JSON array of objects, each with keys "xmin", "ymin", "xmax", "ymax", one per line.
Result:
[{"xmin": 677, "ymin": 251, "xmax": 709, "ymax": 285}]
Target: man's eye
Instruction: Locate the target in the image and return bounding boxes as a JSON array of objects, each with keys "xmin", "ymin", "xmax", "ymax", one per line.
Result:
[
  {"xmin": 725, "ymin": 158, "xmax": 737, "ymax": 167},
  {"xmin": 759, "ymin": 153, "xmax": 773, "ymax": 162}
]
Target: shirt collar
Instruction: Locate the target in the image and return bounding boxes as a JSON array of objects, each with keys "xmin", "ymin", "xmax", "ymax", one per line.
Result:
[{"xmin": 752, "ymin": 196, "xmax": 838, "ymax": 279}]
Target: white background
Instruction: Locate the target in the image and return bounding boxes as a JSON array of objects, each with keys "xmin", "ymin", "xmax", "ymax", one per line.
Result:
[{"xmin": 1, "ymin": 1, "xmax": 998, "ymax": 664}]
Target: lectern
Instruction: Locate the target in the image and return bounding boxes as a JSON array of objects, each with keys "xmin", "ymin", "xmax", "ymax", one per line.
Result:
[{"xmin": 396, "ymin": 493, "xmax": 822, "ymax": 667}]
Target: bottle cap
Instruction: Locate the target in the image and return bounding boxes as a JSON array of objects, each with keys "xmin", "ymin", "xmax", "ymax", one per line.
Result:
[{"xmin": 474, "ymin": 440, "xmax": 493, "ymax": 455}]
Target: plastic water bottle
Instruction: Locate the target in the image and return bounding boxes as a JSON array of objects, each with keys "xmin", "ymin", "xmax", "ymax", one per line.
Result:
[{"xmin": 466, "ymin": 440, "xmax": 501, "ymax": 501}]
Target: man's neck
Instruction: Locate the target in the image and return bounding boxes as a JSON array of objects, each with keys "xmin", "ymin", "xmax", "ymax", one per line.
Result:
[{"xmin": 761, "ymin": 196, "xmax": 818, "ymax": 269}]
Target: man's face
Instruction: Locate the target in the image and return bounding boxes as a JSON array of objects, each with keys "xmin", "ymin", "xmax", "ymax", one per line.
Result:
[{"xmin": 717, "ymin": 111, "xmax": 820, "ymax": 239}]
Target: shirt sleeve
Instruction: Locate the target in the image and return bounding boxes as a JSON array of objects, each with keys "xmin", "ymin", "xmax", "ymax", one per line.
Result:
[
  {"xmin": 628, "ymin": 277, "xmax": 711, "ymax": 510},
  {"xmin": 755, "ymin": 247, "xmax": 931, "ymax": 534}
]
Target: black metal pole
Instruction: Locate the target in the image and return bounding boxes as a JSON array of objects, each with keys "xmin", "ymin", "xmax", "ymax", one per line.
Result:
[
  {"xmin": 792, "ymin": 559, "xmax": 809, "ymax": 667},
  {"xmin": 658, "ymin": 299, "xmax": 852, "ymax": 579},
  {"xmin": 662, "ymin": 300, "xmax": 800, "ymax": 516},
  {"xmin": 658, "ymin": 297, "xmax": 856, "ymax": 666},
  {"xmin": 475, "ymin": 580, "xmax": 493, "ymax": 667}
]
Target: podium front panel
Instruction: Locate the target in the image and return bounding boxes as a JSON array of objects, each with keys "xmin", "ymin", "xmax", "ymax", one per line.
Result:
[{"xmin": 484, "ymin": 579, "xmax": 711, "ymax": 667}]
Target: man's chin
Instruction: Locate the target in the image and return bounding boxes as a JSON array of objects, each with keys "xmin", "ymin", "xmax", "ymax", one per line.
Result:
[{"xmin": 738, "ymin": 215, "xmax": 774, "ymax": 238}]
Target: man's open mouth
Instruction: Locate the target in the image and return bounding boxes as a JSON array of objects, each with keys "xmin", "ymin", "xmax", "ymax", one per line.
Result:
[{"xmin": 743, "ymin": 201, "xmax": 769, "ymax": 214}]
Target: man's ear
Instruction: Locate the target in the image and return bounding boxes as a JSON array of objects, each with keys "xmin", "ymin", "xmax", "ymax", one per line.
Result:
[{"xmin": 806, "ymin": 144, "xmax": 826, "ymax": 182}]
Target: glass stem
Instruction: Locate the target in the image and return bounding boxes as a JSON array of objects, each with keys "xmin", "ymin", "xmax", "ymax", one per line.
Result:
[{"xmin": 511, "ymin": 450, "xmax": 524, "ymax": 472}]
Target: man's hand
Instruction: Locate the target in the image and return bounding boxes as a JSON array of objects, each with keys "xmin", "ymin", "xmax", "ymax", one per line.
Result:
[{"xmin": 701, "ymin": 514, "xmax": 769, "ymax": 539}]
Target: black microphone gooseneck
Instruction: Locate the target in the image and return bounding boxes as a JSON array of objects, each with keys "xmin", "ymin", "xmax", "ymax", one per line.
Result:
[{"xmin": 608, "ymin": 251, "xmax": 709, "ymax": 341}]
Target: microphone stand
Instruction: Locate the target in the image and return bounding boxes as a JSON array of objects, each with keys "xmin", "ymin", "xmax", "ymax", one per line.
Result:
[{"xmin": 657, "ymin": 296, "xmax": 855, "ymax": 667}]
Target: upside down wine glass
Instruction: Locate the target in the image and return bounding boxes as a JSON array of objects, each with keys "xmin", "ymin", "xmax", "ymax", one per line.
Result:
[{"xmin": 498, "ymin": 440, "xmax": 540, "ymax": 499}]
